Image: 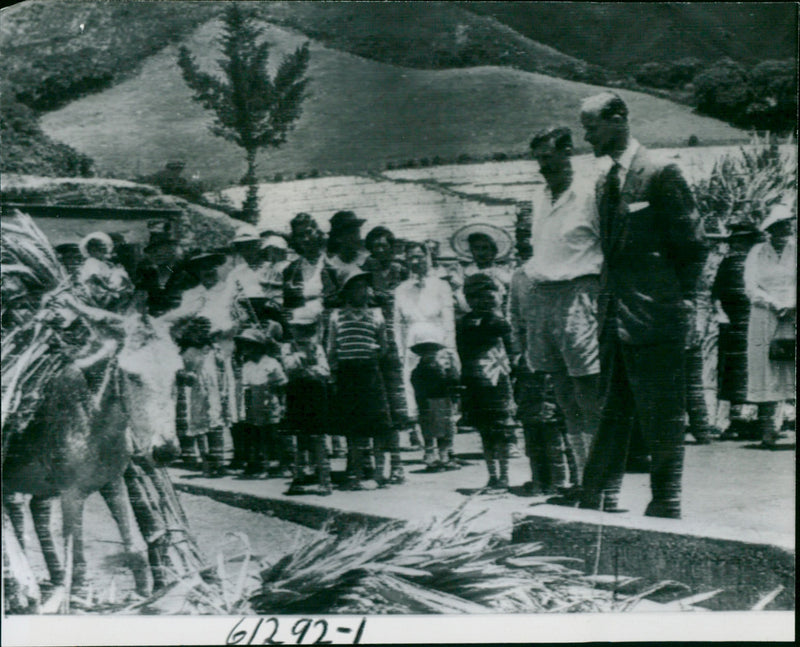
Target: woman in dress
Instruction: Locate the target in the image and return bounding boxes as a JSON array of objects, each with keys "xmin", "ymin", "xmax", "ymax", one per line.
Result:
[
  {"xmin": 711, "ymin": 222, "xmax": 764, "ymax": 439},
  {"xmin": 362, "ymin": 226, "xmax": 409, "ymax": 480},
  {"xmin": 163, "ymin": 251, "xmax": 242, "ymax": 470},
  {"xmin": 743, "ymin": 201, "xmax": 796, "ymax": 448},
  {"xmin": 394, "ymin": 241, "xmax": 458, "ymax": 422},
  {"xmin": 282, "ymin": 213, "xmax": 337, "ymax": 317}
]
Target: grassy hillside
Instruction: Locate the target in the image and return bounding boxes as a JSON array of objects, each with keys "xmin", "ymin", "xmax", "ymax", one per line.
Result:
[
  {"xmin": 249, "ymin": 1, "xmax": 612, "ymax": 83},
  {"xmin": 462, "ymin": 3, "xmax": 797, "ymax": 71},
  {"xmin": 40, "ymin": 18, "xmax": 746, "ymax": 190}
]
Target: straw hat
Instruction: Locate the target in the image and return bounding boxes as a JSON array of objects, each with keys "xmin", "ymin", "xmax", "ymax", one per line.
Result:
[
  {"xmin": 79, "ymin": 231, "xmax": 114, "ymax": 258},
  {"xmin": 339, "ymin": 267, "xmax": 371, "ymax": 292},
  {"xmin": 450, "ymin": 223, "xmax": 513, "ymax": 261},
  {"xmin": 760, "ymin": 200, "xmax": 796, "ymax": 232},
  {"xmin": 231, "ymin": 225, "xmax": 261, "ymax": 245},
  {"xmin": 260, "ymin": 234, "xmax": 288, "ymax": 250}
]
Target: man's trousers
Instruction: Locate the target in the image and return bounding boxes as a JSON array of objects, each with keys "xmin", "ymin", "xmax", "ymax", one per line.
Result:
[{"xmin": 580, "ymin": 335, "xmax": 686, "ymax": 518}]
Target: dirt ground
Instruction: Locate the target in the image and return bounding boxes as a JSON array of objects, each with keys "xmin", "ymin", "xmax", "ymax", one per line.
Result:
[{"xmin": 11, "ymin": 490, "xmax": 318, "ymax": 610}]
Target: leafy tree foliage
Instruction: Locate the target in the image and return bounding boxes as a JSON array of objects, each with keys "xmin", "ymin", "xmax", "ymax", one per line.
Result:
[
  {"xmin": 633, "ymin": 58, "xmax": 704, "ymax": 90},
  {"xmin": 691, "ymin": 57, "xmax": 797, "ymax": 134},
  {"xmin": 177, "ymin": 4, "xmax": 310, "ymax": 224},
  {"xmin": 693, "ymin": 57, "xmax": 753, "ymax": 123},
  {"xmin": 744, "ymin": 60, "xmax": 798, "ymax": 134}
]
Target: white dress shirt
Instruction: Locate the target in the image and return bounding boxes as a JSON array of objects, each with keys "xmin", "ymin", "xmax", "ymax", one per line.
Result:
[{"xmin": 524, "ymin": 174, "xmax": 603, "ymax": 283}]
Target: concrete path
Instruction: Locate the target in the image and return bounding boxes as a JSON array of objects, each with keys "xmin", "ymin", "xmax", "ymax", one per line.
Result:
[{"xmin": 169, "ymin": 429, "xmax": 795, "ymax": 549}]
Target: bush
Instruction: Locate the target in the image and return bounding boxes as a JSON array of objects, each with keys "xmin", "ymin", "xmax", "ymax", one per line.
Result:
[
  {"xmin": 634, "ymin": 58, "xmax": 704, "ymax": 90},
  {"xmin": 692, "ymin": 57, "xmax": 797, "ymax": 134},
  {"xmin": 743, "ymin": 59, "xmax": 797, "ymax": 134},
  {"xmin": 693, "ymin": 58, "xmax": 752, "ymax": 124},
  {"xmin": 456, "ymin": 153, "xmax": 472, "ymax": 164},
  {"xmin": 0, "ymin": 95, "xmax": 94, "ymax": 177},
  {"xmin": 12, "ymin": 50, "xmax": 115, "ymax": 112}
]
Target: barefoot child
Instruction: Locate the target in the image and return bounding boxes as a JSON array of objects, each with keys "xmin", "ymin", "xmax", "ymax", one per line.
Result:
[
  {"xmin": 409, "ymin": 323, "xmax": 461, "ymax": 471},
  {"xmin": 283, "ymin": 304, "xmax": 333, "ymax": 495},
  {"xmin": 327, "ymin": 268, "xmax": 393, "ymax": 489},
  {"xmin": 234, "ymin": 323, "xmax": 288, "ymax": 476},
  {"xmin": 456, "ymin": 274, "xmax": 517, "ymax": 491}
]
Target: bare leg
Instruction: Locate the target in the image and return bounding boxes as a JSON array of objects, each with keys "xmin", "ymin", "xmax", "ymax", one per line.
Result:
[{"xmin": 99, "ymin": 477, "xmax": 152, "ymax": 596}]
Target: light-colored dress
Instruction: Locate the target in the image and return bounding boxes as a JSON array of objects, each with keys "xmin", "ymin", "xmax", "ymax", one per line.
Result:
[
  {"xmin": 393, "ymin": 275, "xmax": 458, "ymax": 418},
  {"xmin": 743, "ymin": 238, "xmax": 796, "ymax": 402},
  {"xmin": 164, "ymin": 280, "xmax": 242, "ymax": 426}
]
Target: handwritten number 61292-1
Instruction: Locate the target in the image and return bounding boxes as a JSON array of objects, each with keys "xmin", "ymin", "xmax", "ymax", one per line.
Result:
[{"xmin": 226, "ymin": 617, "xmax": 366, "ymax": 645}]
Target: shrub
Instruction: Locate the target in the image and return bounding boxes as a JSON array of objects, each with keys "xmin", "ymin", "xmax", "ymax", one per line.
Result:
[
  {"xmin": 0, "ymin": 96, "xmax": 94, "ymax": 177},
  {"xmin": 693, "ymin": 58, "xmax": 752, "ymax": 124}
]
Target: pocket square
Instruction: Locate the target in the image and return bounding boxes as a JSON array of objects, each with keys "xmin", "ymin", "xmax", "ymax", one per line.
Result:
[{"xmin": 628, "ymin": 201, "xmax": 650, "ymax": 212}]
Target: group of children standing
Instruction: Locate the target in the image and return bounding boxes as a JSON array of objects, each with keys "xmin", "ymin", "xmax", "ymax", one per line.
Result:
[{"xmin": 171, "ymin": 227, "xmax": 536, "ymax": 496}]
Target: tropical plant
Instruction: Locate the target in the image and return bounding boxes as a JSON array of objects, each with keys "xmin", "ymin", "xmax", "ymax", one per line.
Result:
[
  {"xmin": 177, "ymin": 4, "xmax": 310, "ymax": 224},
  {"xmin": 693, "ymin": 136, "xmax": 797, "ymax": 233}
]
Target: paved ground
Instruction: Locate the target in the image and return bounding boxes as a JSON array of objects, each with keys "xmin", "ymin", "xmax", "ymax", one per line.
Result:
[{"xmin": 168, "ymin": 429, "xmax": 796, "ymax": 549}]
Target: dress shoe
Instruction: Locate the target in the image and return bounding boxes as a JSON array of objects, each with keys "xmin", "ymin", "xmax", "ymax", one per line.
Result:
[{"xmin": 644, "ymin": 500, "xmax": 680, "ymax": 519}]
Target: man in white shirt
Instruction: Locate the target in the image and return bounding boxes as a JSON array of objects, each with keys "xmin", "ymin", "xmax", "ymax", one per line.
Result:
[{"xmin": 523, "ymin": 126, "xmax": 602, "ymax": 498}]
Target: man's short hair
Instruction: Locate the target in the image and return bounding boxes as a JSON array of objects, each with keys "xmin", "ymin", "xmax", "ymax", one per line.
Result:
[
  {"xmin": 581, "ymin": 92, "xmax": 628, "ymax": 121},
  {"xmin": 530, "ymin": 126, "xmax": 573, "ymax": 152}
]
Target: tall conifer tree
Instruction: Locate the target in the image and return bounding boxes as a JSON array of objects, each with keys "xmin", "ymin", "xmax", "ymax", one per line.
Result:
[{"xmin": 178, "ymin": 4, "xmax": 310, "ymax": 224}]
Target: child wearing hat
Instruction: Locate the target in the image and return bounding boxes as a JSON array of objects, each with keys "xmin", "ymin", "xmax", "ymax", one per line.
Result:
[
  {"xmin": 327, "ymin": 268, "xmax": 393, "ymax": 489},
  {"xmin": 174, "ymin": 317, "xmax": 228, "ymax": 476},
  {"xmin": 283, "ymin": 304, "xmax": 333, "ymax": 495},
  {"xmin": 234, "ymin": 323, "xmax": 288, "ymax": 476},
  {"xmin": 456, "ymin": 273, "xmax": 518, "ymax": 491},
  {"xmin": 409, "ymin": 323, "xmax": 462, "ymax": 471}
]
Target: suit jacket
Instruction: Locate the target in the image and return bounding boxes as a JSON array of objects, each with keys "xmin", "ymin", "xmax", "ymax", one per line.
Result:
[{"xmin": 597, "ymin": 145, "xmax": 707, "ymax": 345}]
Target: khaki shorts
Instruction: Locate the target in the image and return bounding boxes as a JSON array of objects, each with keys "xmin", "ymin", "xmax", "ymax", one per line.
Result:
[{"xmin": 527, "ymin": 275, "xmax": 600, "ymax": 377}]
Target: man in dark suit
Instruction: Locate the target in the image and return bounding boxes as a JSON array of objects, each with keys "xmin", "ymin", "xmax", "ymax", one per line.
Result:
[{"xmin": 578, "ymin": 92, "xmax": 707, "ymax": 519}]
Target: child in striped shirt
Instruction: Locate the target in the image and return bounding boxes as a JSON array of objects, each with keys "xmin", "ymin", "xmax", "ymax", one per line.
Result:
[{"xmin": 327, "ymin": 269, "xmax": 393, "ymax": 490}]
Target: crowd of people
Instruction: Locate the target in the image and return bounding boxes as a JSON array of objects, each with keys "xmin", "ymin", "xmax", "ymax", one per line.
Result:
[{"xmin": 47, "ymin": 92, "xmax": 795, "ymax": 518}]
